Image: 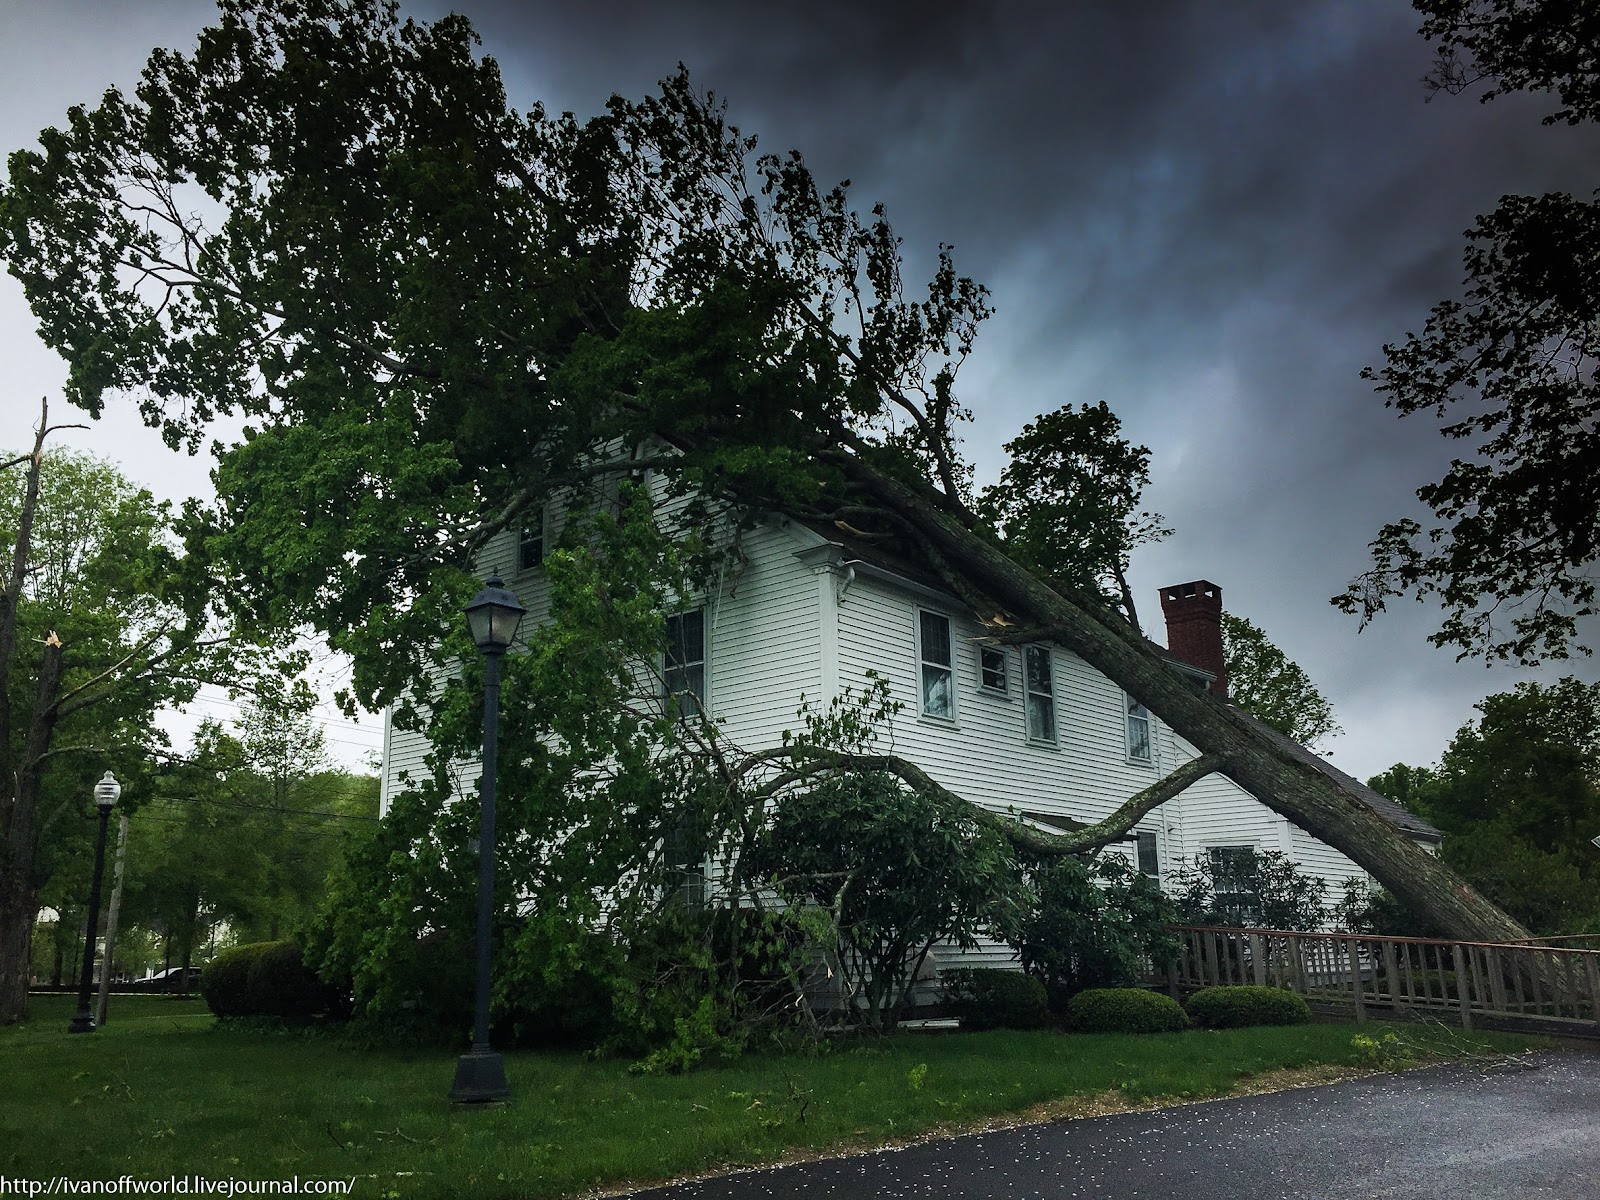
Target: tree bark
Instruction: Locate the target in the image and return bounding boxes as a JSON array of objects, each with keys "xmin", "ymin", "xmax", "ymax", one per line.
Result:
[
  {"xmin": 837, "ymin": 461, "xmax": 1532, "ymax": 944},
  {"xmin": 0, "ymin": 885, "xmax": 37, "ymax": 1023}
]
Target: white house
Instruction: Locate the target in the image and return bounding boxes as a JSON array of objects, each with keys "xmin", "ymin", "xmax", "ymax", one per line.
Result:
[{"xmin": 381, "ymin": 504, "xmax": 1438, "ymax": 961}]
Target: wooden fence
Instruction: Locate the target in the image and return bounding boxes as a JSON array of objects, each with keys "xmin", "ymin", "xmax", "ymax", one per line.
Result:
[{"xmin": 1161, "ymin": 924, "xmax": 1600, "ymax": 1035}]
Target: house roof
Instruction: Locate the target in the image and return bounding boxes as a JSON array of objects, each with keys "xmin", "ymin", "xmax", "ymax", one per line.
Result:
[{"xmin": 1228, "ymin": 708, "xmax": 1442, "ymax": 843}]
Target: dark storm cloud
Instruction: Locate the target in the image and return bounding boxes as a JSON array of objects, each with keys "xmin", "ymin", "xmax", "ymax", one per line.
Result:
[
  {"xmin": 461, "ymin": 0, "xmax": 1600, "ymax": 773},
  {"xmin": 6, "ymin": 0, "xmax": 1598, "ymax": 775}
]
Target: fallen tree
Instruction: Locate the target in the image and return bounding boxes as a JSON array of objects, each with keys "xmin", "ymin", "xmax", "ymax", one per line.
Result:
[
  {"xmin": 816, "ymin": 462, "xmax": 1532, "ymax": 942},
  {"xmin": 0, "ymin": 0, "xmax": 1530, "ymax": 948}
]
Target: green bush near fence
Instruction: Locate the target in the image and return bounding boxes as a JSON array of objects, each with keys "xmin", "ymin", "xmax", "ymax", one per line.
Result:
[
  {"xmin": 1186, "ymin": 985, "xmax": 1311, "ymax": 1029},
  {"xmin": 941, "ymin": 968, "xmax": 1050, "ymax": 1030},
  {"xmin": 1065, "ymin": 987, "xmax": 1189, "ymax": 1033}
]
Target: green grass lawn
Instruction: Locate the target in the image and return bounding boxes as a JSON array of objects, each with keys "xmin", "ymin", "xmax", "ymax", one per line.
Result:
[{"xmin": 1, "ymin": 994, "xmax": 1541, "ymax": 1199}]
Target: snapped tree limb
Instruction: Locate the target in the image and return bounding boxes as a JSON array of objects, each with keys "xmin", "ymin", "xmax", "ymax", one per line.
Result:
[{"xmin": 744, "ymin": 744, "xmax": 1229, "ymax": 858}]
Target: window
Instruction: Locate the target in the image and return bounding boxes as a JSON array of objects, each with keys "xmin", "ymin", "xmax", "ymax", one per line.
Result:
[
  {"xmin": 1024, "ymin": 646, "xmax": 1056, "ymax": 743},
  {"xmin": 664, "ymin": 609, "xmax": 706, "ymax": 717},
  {"xmin": 979, "ymin": 646, "xmax": 1009, "ymax": 695},
  {"xmin": 1135, "ymin": 830, "xmax": 1160, "ymax": 878},
  {"xmin": 518, "ymin": 507, "xmax": 546, "ymax": 572},
  {"xmin": 918, "ymin": 610, "xmax": 954, "ymax": 720},
  {"xmin": 1125, "ymin": 693, "xmax": 1152, "ymax": 762},
  {"xmin": 1208, "ymin": 845, "xmax": 1258, "ymax": 923}
]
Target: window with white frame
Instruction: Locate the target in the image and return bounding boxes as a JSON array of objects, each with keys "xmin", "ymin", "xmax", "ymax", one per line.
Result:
[
  {"xmin": 664, "ymin": 609, "xmax": 706, "ymax": 717},
  {"xmin": 1024, "ymin": 645, "xmax": 1056, "ymax": 743},
  {"xmin": 518, "ymin": 506, "xmax": 546, "ymax": 572},
  {"xmin": 1125, "ymin": 693, "xmax": 1152, "ymax": 762},
  {"xmin": 979, "ymin": 645, "xmax": 1009, "ymax": 695},
  {"xmin": 1135, "ymin": 830, "xmax": 1160, "ymax": 878},
  {"xmin": 918, "ymin": 610, "xmax": 955, "ymax": 720}
]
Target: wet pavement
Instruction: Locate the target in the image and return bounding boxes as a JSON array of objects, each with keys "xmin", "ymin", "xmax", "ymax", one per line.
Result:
[{"xmin": 624, "ymin": 1051, "xmax": 1600, "ymax": 1198}]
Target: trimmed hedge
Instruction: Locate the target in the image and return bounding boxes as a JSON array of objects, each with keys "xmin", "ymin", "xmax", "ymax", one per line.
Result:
[
  {"xmin": 941, "ymin": 968, "xmax": 1050, "ymax": 1031},
  {"xmin": 1065, "ymin": 987, "xmax": 1189, "ymax": 1034},
  {"xmin": 1186, "ymin": 985, "xmax": 1312, "ymax": 1029},
  {"xmin": 200, "ymin": 940, "xmax": 336, "ymax": 1021},
  {"xmin": 199, "ymin": 945, "xmax": 257, "ymax": 1018}
]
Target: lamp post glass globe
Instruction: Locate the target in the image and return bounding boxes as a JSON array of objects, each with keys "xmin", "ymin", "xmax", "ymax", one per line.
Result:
[
  {"xmin": 464, "ymin": 576, "xmax": 526, "ymax": 654},
  {"xmin": 94, "ymin": 771, "xmax": 121, "ymax": 809}
]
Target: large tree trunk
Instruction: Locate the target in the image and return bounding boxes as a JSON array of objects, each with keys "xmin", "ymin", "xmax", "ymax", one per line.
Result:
[
  {"xmin": 841, "ymin": 462, "xmax": 1530, "ymax": 944},
  {"xmin": 0, "ymin": 884, "xmax": 36, "ymax": 1023}
]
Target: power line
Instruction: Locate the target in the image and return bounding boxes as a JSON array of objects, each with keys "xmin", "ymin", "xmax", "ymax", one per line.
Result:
[
  {"xmin": 185, "ymin": 686, "xmax": 384, "ymax": 736},
  {"xmin": 169, "ymin": 690, "xmax": 385, "ymax": 747}
]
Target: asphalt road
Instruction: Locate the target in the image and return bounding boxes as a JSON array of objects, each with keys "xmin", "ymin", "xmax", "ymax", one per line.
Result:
[{"xmin": 625, "ymin": 1051, "xmax": 1600, "ymax": 1199}]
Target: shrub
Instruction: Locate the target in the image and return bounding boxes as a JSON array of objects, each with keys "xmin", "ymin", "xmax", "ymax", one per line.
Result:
[
  {"xmin": 200, "ymin": 940, "xmax": 335, "ymax": 1022},
  {"xmin": 749, "ymin": 769, "xmax": 1029, "ymax": 1030},
  {"xmin": 1186, "ymin": 985, "xmax": 1311, "ymax": 1029},
  {"xmin": 1170, "ymin": 849, "xmax": 1328, "ymax": 931},
  {"xmin": 941, "ymin": 967, "xmax": 1049, "ymax": 1031},
  {"xmin": 247, "ymin": 941, "xmax": 338, "ymax": 1021},
  {"xmin": 199, "ymin": 944, "xmax": 260, "ymax": 1018},
  {"xmin": 1006, "ymin": 855, "xmax": 1179, "ymax": 1012},
  {"xmin": 1066, "ymin": 987, "xmax": 1189, "ymax": 1033}
]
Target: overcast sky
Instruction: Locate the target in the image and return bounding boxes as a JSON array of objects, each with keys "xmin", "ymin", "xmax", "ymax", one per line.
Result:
[{"xmin": 3, "ymin": 0, "xmax": 1597, "ymax": 781}]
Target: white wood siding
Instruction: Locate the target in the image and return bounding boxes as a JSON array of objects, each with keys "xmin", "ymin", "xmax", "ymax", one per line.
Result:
[
  {"xmin": 833, "ymin": 574, "xmax": 1177, "ymax": 968},
  {"xmin": 703, "ymin": 519, "xmax": 823, "ymax": 750},
  {"xmin": 834, "ymin": 574, "xmax": 1175, "ymax": 832}
]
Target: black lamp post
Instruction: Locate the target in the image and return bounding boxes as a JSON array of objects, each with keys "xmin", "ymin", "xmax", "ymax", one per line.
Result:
[
  {"xmin": 68, "ymin": 771, "xmax": 121, "ymax": 1034},
  {"xmin": 450, "ymin": 575, "xmax": 525, "ymax": 1104}
]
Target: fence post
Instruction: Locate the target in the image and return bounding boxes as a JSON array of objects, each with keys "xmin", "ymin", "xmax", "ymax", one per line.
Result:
[
  {"xmin": 1348, "ymin": 937, "xmax": 1366, "ymax": 1022},
  {"xmin": 1166, "ymin": 959, "xmax": 1181, "ymax": 1002},
  {"xmin": 1249, "ymin": 933, "xmax": 1266, "ymax": 987},
  {"xmin": 1453, "ymin": 943, "xmax": 1474, "ymax": 1030},
  {"xmin": 1484, "ymin": 946, "xmax": 1508, "ymax": 1015},
  {"xmin": 1380, "ymin": 940, "xmax": 1400, "ymax": 1010},
  {"xmin": 1584, "ymin": 954, "xmax": 1600, "ymax": 1025}
]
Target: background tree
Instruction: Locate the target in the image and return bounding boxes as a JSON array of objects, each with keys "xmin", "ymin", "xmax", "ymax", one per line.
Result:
[
  {"xmin": 1367, "ymin": 676, "xmax": 1600, "ymax": 933},
  {"xmin": 977, "ymin": 402, "xmax": 1171, "ymax": 630},
  {"xmin": 118, "ymin": 706, "xmax": 379, "ymax": 979},
  {"xmin": 0, "ymin": 0, "xmax": 1538, "ymax": 969},
  {"xmin": 225, "ymin": 699, "xmax": 380, "ymax": 942},
  {"xmin": 1221, "ymin": 612, "xmax": 1342, "ymax": 750},
  {"xmin": 0, "ymin": 420, "xmax": 279, "ymax": 1023},
  {"xmin": 1337, "ymin": 0, "xmax": 1599, "ymax": 663}
]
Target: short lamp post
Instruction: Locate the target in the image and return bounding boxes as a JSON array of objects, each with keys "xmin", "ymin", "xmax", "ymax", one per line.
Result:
[
  {"xmin": 68, "ymin": 771, "xmax": 121, "ymax": 1034},
  {"xmin": 450, "ymin": 575, "xmax": 525, "ymax": 1104}
]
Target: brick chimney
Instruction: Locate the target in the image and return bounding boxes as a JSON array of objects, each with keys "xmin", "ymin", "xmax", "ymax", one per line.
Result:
[{"xmin": 1160, "ymin": 580, "xmax": 1226, "ymax": 699}]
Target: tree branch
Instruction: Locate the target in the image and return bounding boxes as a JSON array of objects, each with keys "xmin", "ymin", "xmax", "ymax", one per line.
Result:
[{"xmin": 740, "ymin": 743, "xmax": 1229, "ymax": 858}]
